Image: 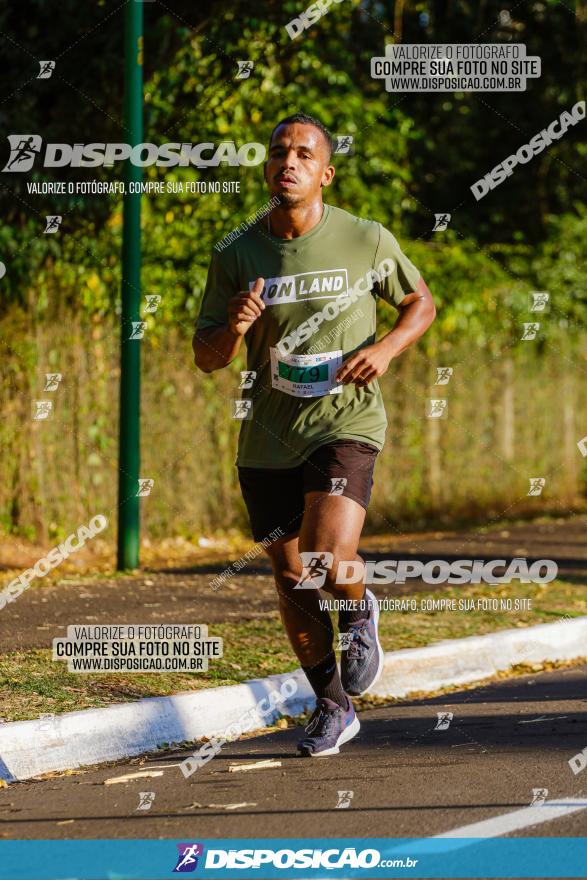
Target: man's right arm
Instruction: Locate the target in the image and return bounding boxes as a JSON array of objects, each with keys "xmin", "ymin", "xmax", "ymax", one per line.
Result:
[
  {"xmin": 192, "ymin": 277, "xmax": 265, "ymax": 373},
  {"xmin": 192, "ymin": 325, "xmax": 244, "ymax": 374}
]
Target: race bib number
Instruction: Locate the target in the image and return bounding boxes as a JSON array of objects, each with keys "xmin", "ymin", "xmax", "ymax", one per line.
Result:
[{"xmin": 270, "ymin": 348, "xmax": 343, "ymax": 398}]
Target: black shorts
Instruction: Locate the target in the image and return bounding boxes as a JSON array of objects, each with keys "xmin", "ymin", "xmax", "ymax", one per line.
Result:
[{"xmin": 238, "ymin": 440, "xmax": 379, "ymax": 543}]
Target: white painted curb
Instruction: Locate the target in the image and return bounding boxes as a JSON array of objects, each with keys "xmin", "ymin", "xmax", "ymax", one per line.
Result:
[
  {"xmin": 0, "ymin": 668, "xmax": 315, "ymax": 783},
  {"xmin": 1, "ymin": 616, "xmax": 586, "ymax": 782},
  {"xmin": 369, "ymin": 615, "xmax": 587, "ymax": 698}
]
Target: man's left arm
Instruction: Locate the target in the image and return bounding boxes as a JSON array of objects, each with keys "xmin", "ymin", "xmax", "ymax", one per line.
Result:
[{"xmin": 337, "ymin": 276, "xmax": 436, "ymax": 386}]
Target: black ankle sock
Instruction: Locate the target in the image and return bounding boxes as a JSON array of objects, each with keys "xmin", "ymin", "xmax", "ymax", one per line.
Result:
[
  {"xmin": 339, "ymin": 587, "xmax": 368, "ymax": 628},
  {"xmin": 302, "ymin": 651, "xmax": 348, "ymax": 709}
]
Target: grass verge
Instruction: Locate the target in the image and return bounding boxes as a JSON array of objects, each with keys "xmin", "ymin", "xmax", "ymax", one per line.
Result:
[{"xmin": 0, "ymin": 578, "xmax": 585, "ymax": 722}]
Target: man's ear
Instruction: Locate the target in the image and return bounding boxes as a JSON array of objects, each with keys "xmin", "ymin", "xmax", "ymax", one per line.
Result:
[{"xmin": 321, "ymin": 164, "xmax": 335, "ymax": 189}]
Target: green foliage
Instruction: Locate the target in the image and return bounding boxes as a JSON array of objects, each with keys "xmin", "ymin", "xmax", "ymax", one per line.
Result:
[{"xmin": 1, "ymin": 0, "xmax": 585, "ymax": 319}]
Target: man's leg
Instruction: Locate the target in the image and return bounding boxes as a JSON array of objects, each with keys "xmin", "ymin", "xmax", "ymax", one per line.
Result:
[
  {"xmin": 300, "ymin": 491, "xmax": 383, "ymax": 698},
  {"xmin": 264, "ymin": 532, "xmax": 350, "ymax": 709},
  {"xmin": 240, "ymin": 456, "xmax": 374, "ymax": 755},
  {"xmin": 267, "ymin": 490, "xmax": 378, "ymax": 664},
  {"xmin": 288, "ymin": 492, "xmax": 367, "ymax": 755},
  {"xmin": 265, "ymin": 514, "xmax": 361, "ymax": 757},
  {"xmin": 299, "ymin": 491, "xmax": 366, "ymax": 603},
  {"xmin": 239, "ymin": 462, "xmax": 339, "ymax": 678},
  {"xmin": 264, "ymin": 531, "xmax": 333, "ymax": 668},
  {"xmin": 266, "ymin": 493, "xmax": 366, "ymax": 703},
  {"xmin": 300, "ymin": 441, "xmax": 384, "ymax": 697}
]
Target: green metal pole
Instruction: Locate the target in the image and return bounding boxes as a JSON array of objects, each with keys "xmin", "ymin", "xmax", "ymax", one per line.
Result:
[{"xmin": 117, "ymin": 1, "xmax": 143, "ymax": 570}]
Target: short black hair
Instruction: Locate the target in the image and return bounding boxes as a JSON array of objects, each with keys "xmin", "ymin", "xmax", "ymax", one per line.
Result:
[{"xmin": 269, "ymin": 112, "xmax": 334, "ymax": 160}]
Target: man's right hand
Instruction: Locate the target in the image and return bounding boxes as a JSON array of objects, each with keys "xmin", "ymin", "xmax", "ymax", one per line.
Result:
[{"xmin": 227, "ymin": 277, "xmax": 266, "ymax": 336}]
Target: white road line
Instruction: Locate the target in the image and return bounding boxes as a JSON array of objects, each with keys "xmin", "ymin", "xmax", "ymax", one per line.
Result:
[{"xmin": 434, "ymin": 797, "xmax": 587, "ymax": 838}]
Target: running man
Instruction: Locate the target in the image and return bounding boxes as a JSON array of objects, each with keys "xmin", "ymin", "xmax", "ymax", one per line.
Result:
[{"xmin": 193, "ymin": 112, "xmax": 435, "ymax": 757}]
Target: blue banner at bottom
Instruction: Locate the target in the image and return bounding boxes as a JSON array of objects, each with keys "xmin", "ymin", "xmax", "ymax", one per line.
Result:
[{"xmin": 1, "ymin": 838, "xmax": 587, "ymax": 879}]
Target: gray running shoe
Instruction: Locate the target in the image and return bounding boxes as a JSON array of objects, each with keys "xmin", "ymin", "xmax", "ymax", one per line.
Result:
[
  {"xmin": 297, "ymin": 697, "xmax": 360, "ymax": 757},
  {"xmin": 340, "ymin": 588, "xmax": 384, "ymax": 696}
]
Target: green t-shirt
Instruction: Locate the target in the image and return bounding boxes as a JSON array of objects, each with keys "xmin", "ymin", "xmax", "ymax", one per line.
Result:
[{"xmin": 196, "ymin": 204, "xmax": 421, "ymax": 468}]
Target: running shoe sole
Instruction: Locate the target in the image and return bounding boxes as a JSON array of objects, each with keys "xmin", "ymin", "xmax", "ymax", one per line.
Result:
[{"xmin": 305, "ymin": 715, "xmax": 361, "ymax": 758}]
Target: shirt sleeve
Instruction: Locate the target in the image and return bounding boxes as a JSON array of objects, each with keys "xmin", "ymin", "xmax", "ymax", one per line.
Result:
[
  {"xmin": 373, "ymin": 224, "xmax": 421, "ymax": 307},
  {"xmin": 195, "ymin": 249, "xmax": 238, "ymax": 332}
]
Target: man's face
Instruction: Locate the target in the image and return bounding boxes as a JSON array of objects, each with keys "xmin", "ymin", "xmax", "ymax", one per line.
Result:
[{"xmin": 264, "ymin": 122, "xmax": 335, "ymax": 207}]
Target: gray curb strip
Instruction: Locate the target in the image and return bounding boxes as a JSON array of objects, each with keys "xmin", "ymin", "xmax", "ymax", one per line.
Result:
[{"xmin": 1, "ymin": 616, "xmax": 586, "ymax": 782}]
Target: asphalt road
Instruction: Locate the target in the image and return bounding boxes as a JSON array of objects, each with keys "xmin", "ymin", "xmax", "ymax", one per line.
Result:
[{"xmin": 1, "ymin": 663, "xmax": 587, "ymax": 841}]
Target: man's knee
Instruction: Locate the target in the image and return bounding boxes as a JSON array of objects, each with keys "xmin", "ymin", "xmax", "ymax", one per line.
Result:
[
  {"xmin": 320, "ymin": 556, "xmax": 346, "ymax": 594},
  {"xmin": 273, "ymin": 565, "xmax": 303, "ymax": 593},
  {"xmin": 265, "ymin": 539, "xmax": 302, "ymax": 587}
]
